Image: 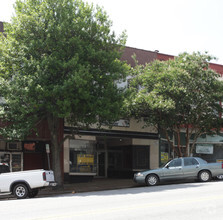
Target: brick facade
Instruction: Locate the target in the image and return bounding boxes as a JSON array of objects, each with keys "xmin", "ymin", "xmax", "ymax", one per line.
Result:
[{"xmin": 121, "ymin": 46, "xmax": 157, "ymax": 66}]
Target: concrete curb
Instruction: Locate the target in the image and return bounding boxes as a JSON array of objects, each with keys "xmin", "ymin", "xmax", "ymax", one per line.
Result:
[{"xmin": 0, "ymin": 179, "xmax": 136, "ymax": 199}]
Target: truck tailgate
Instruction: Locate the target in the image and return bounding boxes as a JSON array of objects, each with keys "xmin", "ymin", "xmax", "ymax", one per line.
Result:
[{"xmin": 45, "ymin": 170, "xmax": 55, "ymax": 182}]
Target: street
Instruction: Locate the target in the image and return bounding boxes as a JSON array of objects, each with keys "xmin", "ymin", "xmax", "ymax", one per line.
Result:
[{"xmin": 1, "ymin": 180, "xmax": 223, "ymax": 220}]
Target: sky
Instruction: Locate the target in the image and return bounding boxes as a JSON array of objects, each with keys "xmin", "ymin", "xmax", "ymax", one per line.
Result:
[{"xmin": 0, "ymin": 0, "xmax": 223, "ymax": 64}]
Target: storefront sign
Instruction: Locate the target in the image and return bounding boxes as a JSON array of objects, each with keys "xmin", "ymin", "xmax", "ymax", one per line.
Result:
[
  {"xmin": 24, "ymin": 143, "xmax": 35, "ymax": 151},
  {"xmin": 77, "ymin": 154, "xmax": 94, "ymax": 172},
  {"xmin": 161, "ymin": 152, "xmax": 169, "ymax": 163},
  {"xmin": 77, "ymin": 154, "xmax": 94, "ymax": 164},
  {"xmin": 196, "ymin": 145, "xmax": 213, "ymax": 154}
]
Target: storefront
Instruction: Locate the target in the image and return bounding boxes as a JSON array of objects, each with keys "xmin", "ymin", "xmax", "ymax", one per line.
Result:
[
  {"xmin": 192, "ymin": 134, "xmax": 223, "ymax": 162},
  {"xmin": 0, "ymin": 140, "xmax": 51, "ymax": 172},
  {"xmin": 0, "ymin": 141, "xmax": 23, "ymax": 172},
  {"xmin": 23, "ymin": 141, "xmax": 50, "ymax": 170},
  {"xmin": 63, "ymin": 126, "xmax": 159, "ymax": 183}
]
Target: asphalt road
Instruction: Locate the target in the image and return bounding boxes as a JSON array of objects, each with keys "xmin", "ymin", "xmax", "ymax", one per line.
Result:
[{"xmin": 1, "ymin": 180, "xmax": 223, "ymax": 220}]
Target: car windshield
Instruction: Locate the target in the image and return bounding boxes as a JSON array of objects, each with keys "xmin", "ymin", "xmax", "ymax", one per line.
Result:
[{"xmin": 161, "ymin": 160, "xmax": 172, "ymax": 168}]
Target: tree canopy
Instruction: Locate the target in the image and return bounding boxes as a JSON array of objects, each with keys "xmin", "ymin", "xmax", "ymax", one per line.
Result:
[
  {"xmin": 126, "ymin": 52, "xmax": 223, "ymax": 157},
  {"xmin": 0, "ymin": 0, "xmax": 129, "ymax": 186}
]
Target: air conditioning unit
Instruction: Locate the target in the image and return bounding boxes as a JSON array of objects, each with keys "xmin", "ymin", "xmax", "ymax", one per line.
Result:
[{"xmin": 7, "ymin": 142, "xmax": 22, "ymax": 151}]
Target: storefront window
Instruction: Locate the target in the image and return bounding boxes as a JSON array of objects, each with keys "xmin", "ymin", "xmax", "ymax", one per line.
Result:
[
  {"xmin": 0, "ymin": 152, "xmax": 23, "ymax": 172},
  {"xmin": 0, "ymin": 153, "xmax": 10, "ymax": 164},
  {"xmin": 69, "ymin": 139, "xmax": 96, "ymax": 173},
  {"xmin": 193, "ymin": 143, "xmax": 223, "ymax": 163},
  {"xmin": 132, "ymin": 146, "xmax": 150, "ymax": 170},
  {"xmin": 11, "ymin": 153, "xmax": 22, "ymax": 172},
  {"xmin": 160, "ymin": 140, "xmax": 170, "ymax": 166}
]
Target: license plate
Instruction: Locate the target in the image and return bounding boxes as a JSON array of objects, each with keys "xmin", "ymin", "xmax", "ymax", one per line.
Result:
[{"xmin": 49, "ymin": 182, "xmax": 57, "ymax": 186}]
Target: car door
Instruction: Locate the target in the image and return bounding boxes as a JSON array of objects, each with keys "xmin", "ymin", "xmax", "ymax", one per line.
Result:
[
  {"xmin": 182, "ymin": 157, "xmax": 200, "ymax": 178},
  {"xmin": 162, "ymin": 158, "xmax": 184, "ymax": 180}
]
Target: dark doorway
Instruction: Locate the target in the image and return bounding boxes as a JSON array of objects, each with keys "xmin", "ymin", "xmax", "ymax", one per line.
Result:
[
  {"xmin": 23, "ymin": 141, "xmax": 49, "ymax": 170},
  {"xmin": 23, "ymin": 153, "xmax": 46, "ymax": 170},
  {"xmin": 97, "ymin": 152, "xmax": 105, "ymax": 177},
  {"xmin": 133, "ymin": 146, "xmax": 150, "ymax": 170}
]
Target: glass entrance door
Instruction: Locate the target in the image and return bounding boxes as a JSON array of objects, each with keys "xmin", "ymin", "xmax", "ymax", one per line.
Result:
[{"xmin": 97, "ymin": 152, "xmax": 106, "ymax": 177}]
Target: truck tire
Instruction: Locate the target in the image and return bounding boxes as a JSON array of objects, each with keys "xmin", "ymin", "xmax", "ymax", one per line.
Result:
[
  {"xmin": 29, "ymin": 189, "xmax": 39, "ymax": 198},
  {"xmin": 13, "ymin": 184, "xmax": 29, "ymax": 199}
]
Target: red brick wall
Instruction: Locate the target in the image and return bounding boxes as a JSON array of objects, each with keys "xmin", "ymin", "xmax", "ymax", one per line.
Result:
[
  {"xmin": 121, "ymin": 46, "xmax": 157, "ymax": 67},
  {"xmin": 157, "ymin": 53, "xmax": 174, "ymax": 61},
  {"xmin": 156, "ymin": 52, "xmax": 223, "ymax": 76},
  {"xmin": 27, "ymin": 119, "xmax": 64, "ymax": 143},
  {"xmin": 209, "ymin": 63, "xmax": 223, "ymax": 76}
]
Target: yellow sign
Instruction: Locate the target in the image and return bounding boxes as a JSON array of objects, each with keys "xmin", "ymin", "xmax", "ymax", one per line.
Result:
[
  {"xmin": 77, "ymin": 154, "xmax": 94, "ymax": 165},
  {"xmin": 161, "ymin": 152, "xmax": 169, "ymax": 163}
]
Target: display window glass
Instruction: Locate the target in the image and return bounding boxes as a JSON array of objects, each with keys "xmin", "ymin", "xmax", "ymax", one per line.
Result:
[
  {"xmin": 69, "ymin": 139, "xmax": 96, "ymax": 174},
  {"xmin": 0, "ymin": 153, "xmax": 10, "ymax": 165},
  {"xmin": 0, "ymin": 152, "xmax": 23, "ymax": 172}
]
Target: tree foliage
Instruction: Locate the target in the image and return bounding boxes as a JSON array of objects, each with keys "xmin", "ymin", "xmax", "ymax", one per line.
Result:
[
  {"xmin": 126, "ymin": 52, "xmax": 223, "ymax": 157},
  {"xmin": 0, "ymin": 0, "xmax": 128, "ymax": 186}
]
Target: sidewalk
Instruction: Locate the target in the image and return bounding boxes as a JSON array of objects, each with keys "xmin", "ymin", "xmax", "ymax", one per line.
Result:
[{"xmin": 39, "ymin": 178, "xmax": 137, "ymax": 196}]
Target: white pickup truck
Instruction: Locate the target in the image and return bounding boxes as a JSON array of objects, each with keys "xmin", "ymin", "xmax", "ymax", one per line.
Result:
[{"xmin": 0, "ymin": 163, "xmax": 57, "ymax": 199}]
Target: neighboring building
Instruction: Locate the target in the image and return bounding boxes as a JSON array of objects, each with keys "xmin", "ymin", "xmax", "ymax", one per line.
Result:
[
  {"xmin": 0, "ymin": 119, "xmax": 59, "ymax": 173},
  {"xmin": 193, "ymin": 62, "xmax": 223, "ymax": 162},
  {"xmin": 156, "ymin": 51, "xmax": 223, "ymax": 165},
  {"xmin": 0, "ymin": 22, "xmax": 55, "ymax": 172},
  {"xmin": 0, "ymin": 22, "xmax": 65, "ymax": 175}
]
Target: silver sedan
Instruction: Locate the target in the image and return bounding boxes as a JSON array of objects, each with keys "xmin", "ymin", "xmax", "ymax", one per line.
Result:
[{"xmin": 134, "ymin": 157, "xmax": 223, "ymax": 186}]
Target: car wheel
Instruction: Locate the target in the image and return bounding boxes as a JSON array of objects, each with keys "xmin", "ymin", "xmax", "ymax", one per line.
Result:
[
  {"xmin": 29, "ymin": 189, "xmax": 39, "ymax": 198},
  {"xmin": 13, "ymin": 184, "xmax": 29, "ymax": 199},
  {"xmin": 199, "ymin": 170, "xmax": 211, "ymax": 182},
  {"xmin": 216, "ymin": 175, "xmax": 223, "ymax": 180},
  {"xmin": 146, "ymin": 174, "xmax": 159, "ymax": 186}
]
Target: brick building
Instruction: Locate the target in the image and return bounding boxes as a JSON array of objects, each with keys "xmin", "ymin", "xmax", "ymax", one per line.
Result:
[{"xmin": 1, "ymin": 21, "xmax": 223, "ymax": 182}]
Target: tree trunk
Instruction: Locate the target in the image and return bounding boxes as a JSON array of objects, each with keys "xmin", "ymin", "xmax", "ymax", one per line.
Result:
[
  {"xmin": 164, "ymin": 129, "xmax": 176, "ymax": 157},
  {"xmin": 47, "ymin": 114, "xmax": 63, "ymax": 187},
  {"xmin": 185, "ymin": 126, "xmax": 189, "ymax": 157},
  {"xmin": 176, "ymin": 129, "xmax": 182, "ymax": 157}
]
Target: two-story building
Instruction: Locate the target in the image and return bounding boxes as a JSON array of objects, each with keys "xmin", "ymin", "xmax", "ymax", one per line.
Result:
[{"xmin": 1, "ymin": 21, "xmax": 223, "ymax": 182}]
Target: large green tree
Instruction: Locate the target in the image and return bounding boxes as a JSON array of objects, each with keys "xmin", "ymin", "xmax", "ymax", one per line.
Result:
[
  {"xmin": 126, "ymin": 52, "xmax": 223, "ymax": 157},
  {"xmin": 0, "ymin": 0, "xmax": 128, "ymax": 186}
]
